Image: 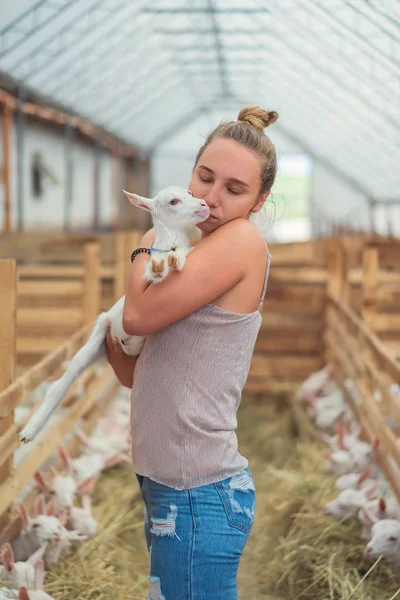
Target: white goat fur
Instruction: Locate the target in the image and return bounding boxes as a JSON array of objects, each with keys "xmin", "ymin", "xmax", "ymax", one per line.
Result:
[{"xmin": 19, "ymin": 187, "xmax": 209, "ymax": 444}]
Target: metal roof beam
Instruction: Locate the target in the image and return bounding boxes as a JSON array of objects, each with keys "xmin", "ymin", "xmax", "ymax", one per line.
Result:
[
  {"xmin": 59, "ymin": 24, "xmax": 173, "ymax": 105},
  {"xmin": 96, "ymin": 66, "xmax": 181, "ymax": 125},
  {"xmin": 208, "ymin": 0, "xmax": 230, "ymax": 95},
  {"xmin": 29, "ymin": 0, "xmax": 147, "ymax": 89},
  {"xmin": 8, "ymin": 0, "xmax": 114, "ymax": 78},
  {"xmin": 237, "ymin": 55, "xmax": 398, "ymax": 155},
  {"xmin": 142, "ymin": 8, "xmax": 269, "ymax": 14},
  {"xmin": 0, "ymin": 0, "xmax": 80, "ymax": 59},
  {"xmin": 146, "ymin": 95, "xmax": 221, "ymax": 150},
  {"xmin": 311, "ymin": 0, "xmax": 399, "ymax": 71},
  {"xmin": 250, "ymin": 2, "xmax": 400, "ymax": 132},
  {"xmin": 154, "ymin": 29, "xmax": 267, "ymax": 35},
  {"xmin": 343, "ymin": 0, "xmax": 399, "ymax": 38},
  {"xmin": 264, "ymin": 0, "xmax": 397, "ymax": 98}
]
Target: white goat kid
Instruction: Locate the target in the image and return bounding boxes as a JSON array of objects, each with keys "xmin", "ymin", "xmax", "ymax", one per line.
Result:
[
  {"xmin": 364, "ymin": 520, "xmax": 400, "ymax": 564},
  {"xmin": 20, "ymin": 186, "xmax": 210, "ymax": 444}
]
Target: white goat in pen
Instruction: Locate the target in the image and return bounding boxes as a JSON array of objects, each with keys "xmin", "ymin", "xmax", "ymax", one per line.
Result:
[{"xmin": 20, "ymin": 186, "xmax": 210, "ymax": 444}]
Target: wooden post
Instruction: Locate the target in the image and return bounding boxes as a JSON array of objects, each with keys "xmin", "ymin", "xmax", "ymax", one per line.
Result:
[
  {"xmin": 362, "ymin": 246, "xmax": 378, "ymax": 330},
  {"xmin": 0, "ymin": 259, "xmax": 16, "ymax": 530},
  {"xmin": 114, "ymin": 232, "xmax": 127, "ymax": 301},
  {"xmin": 2, "ymin": 105, "xmax": 12, "ymax": 232},
  {"xmin": 125, "ymin": 230, "xmax": 143, "ymax": 284},
  {"xmin": 327, "ymin": 241, "xmax": 341, "ymax": 299},
  {"xmin": 338, "ymin": 241, "xmax": 350, "ymax": 305},
  {"xmin": 83, "ymin": 243, "xmax": 100, "ymax": 324}
]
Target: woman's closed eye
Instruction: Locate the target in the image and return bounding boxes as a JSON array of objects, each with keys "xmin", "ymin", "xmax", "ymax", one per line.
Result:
[{"xmin": 199, "ymin": 174, "xmax": 212, "ymax": 184}]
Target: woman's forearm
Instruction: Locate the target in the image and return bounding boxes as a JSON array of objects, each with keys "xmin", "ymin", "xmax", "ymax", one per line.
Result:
[{"xmin": 111, "ymin": 354, "xmax": 138, "ymax": 388}]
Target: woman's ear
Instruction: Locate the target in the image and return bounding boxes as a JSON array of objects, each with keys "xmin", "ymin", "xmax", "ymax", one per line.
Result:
[{"xmin": 251, "ymin": 190, "xmax": 271, "ymax": 214}]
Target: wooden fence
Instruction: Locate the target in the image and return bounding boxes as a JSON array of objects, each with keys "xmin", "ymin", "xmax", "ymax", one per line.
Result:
[
  {"xmin": 325, "ymin": 241, "xmax": 400, "ymax": 501},
  {"xmin": 248, "ymin": 240, "xmax": 328, "ymax": 393},
  {"xmin": 15, "ymin": 232, "xmax": 142, "ymax": 375},
  {"xmin": 0, "ymin": 259, "xmax": 120, "ymax": 544}
]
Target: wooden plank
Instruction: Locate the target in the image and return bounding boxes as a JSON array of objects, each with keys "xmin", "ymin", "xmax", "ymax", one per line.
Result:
[
  {"xmin": 0, "ymin": 368, "xmax": 96, "ymax": 471},
  {"xmin": 367, "ymin": 313, "xmax": 400, "ymax": 334},
  {"xmin": 0, "ymin": 368, "xmax": 116, "ymax": 519},
  {"xmin": 0, "ymin": 324, "xmax": 92, "ymax": 415},
  {"xmin": 328, "ymin": 295, "xmax": 400, "ymax": 380},
  {"xmin": 260, "ymin": 312, "xmax": 324, "ymax": 333},
  {"xmin": 0, "ymin": 260, "xmax": 16, "ymax": 531},
  {"xmin": 83, "ymin": 243, "xmax": 100, "ymax": 324},
  {"xmin": 264, "ymin": 284, "xmax": 326, "ymax": 315},
  {"xmin": 268, "ymin": 241, "xmax": 321, "ymax": 265},
  {"xmin": 362, "ymin": 247, "xmax": 379, "ymax": 327},
  {"xmin": 249, "ymin": 354, "xmax": 323, "ymax": 379},
  {"xmin": 244, "ymin": 379, "xmax": 302, "ymax": 395},
  {"xmin": 17, "ymin": 336, "xmax": 71, "ymax": 355},
  {"xmin": 377, "ymin": 284, "xmax": 400, "ymax": 307},
  {"xmin": 268, "ymin": 268, "xmax": 327, "ymax": 284},
  {"xmin": 255, "ymin": 332, "xmax": 322, "ymax": 353},
  {"xmin": 18, "ymin": 265, "xmax": 84, "ymax": 278},
  {"xmin": 17, "ymin": 307, "xmax": 82, "ymax": 329},
  {"xmin": 18, "ymin": 280, "xmax": 84, "ymax": 298},
  {"xmin": 114, "ymin": 233, "xmax": 127, "ymax": 301}
]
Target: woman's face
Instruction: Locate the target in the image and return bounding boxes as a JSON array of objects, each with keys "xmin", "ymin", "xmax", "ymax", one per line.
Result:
[{"xmin": 189, "ymin": 137, "xmax": 269, "ymax": 236}]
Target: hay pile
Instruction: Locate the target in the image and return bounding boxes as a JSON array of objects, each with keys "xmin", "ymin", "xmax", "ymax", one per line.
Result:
[{"xmin": 42, "ymin": 393, "xmax": 400, "ymax": 599}]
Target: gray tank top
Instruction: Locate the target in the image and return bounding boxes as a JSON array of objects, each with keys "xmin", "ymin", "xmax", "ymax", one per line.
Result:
[{"xmin": 130, "ymin": 253, "xmax": 272, "ymax": 490}]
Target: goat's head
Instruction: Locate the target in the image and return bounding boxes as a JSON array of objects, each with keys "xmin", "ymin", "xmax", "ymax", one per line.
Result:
[{"xmin": 123, "ymin": 186, "xmax": 210, "ymax": 231}]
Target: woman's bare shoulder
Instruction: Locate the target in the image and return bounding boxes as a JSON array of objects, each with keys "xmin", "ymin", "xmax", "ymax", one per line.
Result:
[{"xmin": 197, "ymin": 218, "xmax": 268, "ymax": 257}]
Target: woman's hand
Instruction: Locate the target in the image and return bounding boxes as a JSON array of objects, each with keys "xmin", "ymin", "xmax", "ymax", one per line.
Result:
[{"xmin": 105, "ymin": 322, "xmax": 138, "ymax": 388}]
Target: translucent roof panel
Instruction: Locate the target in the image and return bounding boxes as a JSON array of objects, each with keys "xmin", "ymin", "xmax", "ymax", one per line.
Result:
[{"xmin": 0, "ymin": 0, "xmax": 399, "ymax": 200}]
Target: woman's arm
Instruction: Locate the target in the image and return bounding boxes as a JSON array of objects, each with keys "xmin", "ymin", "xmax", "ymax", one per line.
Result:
[
  {"xmin": 105, "ymin": 324, "xmax": 138, "ymax": 388},
  {"xmin": 123, "ymin": 218, "xmax": 265, "ymax": 336}
]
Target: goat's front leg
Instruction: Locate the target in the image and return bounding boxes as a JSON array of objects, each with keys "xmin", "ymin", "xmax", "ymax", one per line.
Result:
[
  {"xmin": 168, "ymin": 247, "xmax": 192, "ymax": 271},
  {"xmin": 145, "ymin": 252, "xmax": 169, "ymax": 283}
]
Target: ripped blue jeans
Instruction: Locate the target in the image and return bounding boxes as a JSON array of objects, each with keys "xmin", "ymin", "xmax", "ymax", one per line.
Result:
[{"xmin": 136, "ymin": 467, "xmax": 256, "ymax": 600}]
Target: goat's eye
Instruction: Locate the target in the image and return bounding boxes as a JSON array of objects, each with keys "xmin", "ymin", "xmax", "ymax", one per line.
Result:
[
  {"xmin": 170, "ymin": 199, "xmax": 179, "ymax": 205},
  {"xmin": 32, "ymin": 523, "xmax": 40, "ymax": 528},
  {"xmin": 49, "ymin": 490, "xmax": 56, "ymax": 495},
  {"xmin": 389, "ymin": 536, "xmax": 397, "ymax": 542}
]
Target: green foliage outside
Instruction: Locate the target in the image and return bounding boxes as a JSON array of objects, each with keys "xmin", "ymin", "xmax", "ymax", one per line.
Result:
[{"xmin": 271, "ymin": 173, "xmax": 311, "ymax": 221}]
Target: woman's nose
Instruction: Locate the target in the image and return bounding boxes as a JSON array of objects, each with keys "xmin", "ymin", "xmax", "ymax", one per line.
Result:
[{"xmin": 204, "ymin": 187, "xmax": 219, "ymax": 207}]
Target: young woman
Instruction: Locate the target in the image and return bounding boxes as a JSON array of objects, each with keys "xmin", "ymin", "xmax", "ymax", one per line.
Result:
[{"xmin": 106, "ymin": 106, "xmax": 278, "ymax": 599}]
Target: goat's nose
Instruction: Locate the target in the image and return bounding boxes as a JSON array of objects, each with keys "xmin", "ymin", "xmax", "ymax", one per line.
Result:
[{"xmin": 200, "ymin": 201, "xmax": 207, "ymax": 207}]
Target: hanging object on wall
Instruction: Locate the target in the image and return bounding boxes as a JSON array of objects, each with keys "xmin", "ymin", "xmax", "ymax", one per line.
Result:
[{"xmin": 31, "ymin": 151, "xmax": 59, "ymax": 199}]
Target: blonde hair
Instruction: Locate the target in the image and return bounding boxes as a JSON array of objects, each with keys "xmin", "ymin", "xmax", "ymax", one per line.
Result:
[{"xmin": 194, "ymin": 105, "xmax": 279, "ymax": 194}]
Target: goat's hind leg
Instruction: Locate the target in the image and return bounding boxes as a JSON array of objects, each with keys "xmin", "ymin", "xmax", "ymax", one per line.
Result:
[{"xmin": 20, "ymin": 313, "xmax": 109, "ymax": 443}]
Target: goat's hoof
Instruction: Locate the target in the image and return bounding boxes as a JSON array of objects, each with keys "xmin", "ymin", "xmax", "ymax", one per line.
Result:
[
  {"xmin": 168, "ymin": 253, "xmax": 178, "ymax": 269},
  {"xmin": 19, "ymin": 422, "xmax": 39, "ymax": 443},
  {"xmin": 151, "ymin": 258, "xmax": 165, "ymax": 274}
]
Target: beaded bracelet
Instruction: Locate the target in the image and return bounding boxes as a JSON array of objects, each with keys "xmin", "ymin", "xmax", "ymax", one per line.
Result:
[{"xmin": 131, "ymin": 247, "xmax": 152, "ymax": 263}]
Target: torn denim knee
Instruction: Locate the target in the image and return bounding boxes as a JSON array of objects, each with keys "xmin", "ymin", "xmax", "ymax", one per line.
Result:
[{"xmin": 150, "ymin": 503, "xmax": 181, "ymax": 541}]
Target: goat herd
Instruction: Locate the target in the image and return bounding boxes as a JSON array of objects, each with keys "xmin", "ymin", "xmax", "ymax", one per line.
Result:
[{"xmin": 0, "ymin": 382, "xmax": 131, "ymax": 599}]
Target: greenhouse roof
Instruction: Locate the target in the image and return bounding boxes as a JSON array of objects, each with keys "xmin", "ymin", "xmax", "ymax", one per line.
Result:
[{"xmin": 0, "ymin": 0, "xmax": 399, "ymax": 199}]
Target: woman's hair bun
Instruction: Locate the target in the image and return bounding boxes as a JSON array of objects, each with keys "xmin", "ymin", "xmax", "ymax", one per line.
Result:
[{"xmin": 237, "ymin": 106, "xmax": 279, "ymax": 130}]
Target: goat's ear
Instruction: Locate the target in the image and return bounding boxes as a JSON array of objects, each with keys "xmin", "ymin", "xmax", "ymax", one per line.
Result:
[{"xmin": 123, "ymin": 190, "xmax": 153, "ymax": 212}]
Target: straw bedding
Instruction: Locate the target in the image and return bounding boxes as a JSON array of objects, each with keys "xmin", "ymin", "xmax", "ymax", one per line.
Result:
[{"xmin": 40, "ymin": 393, "xmax": 399, "ymax": 599}]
